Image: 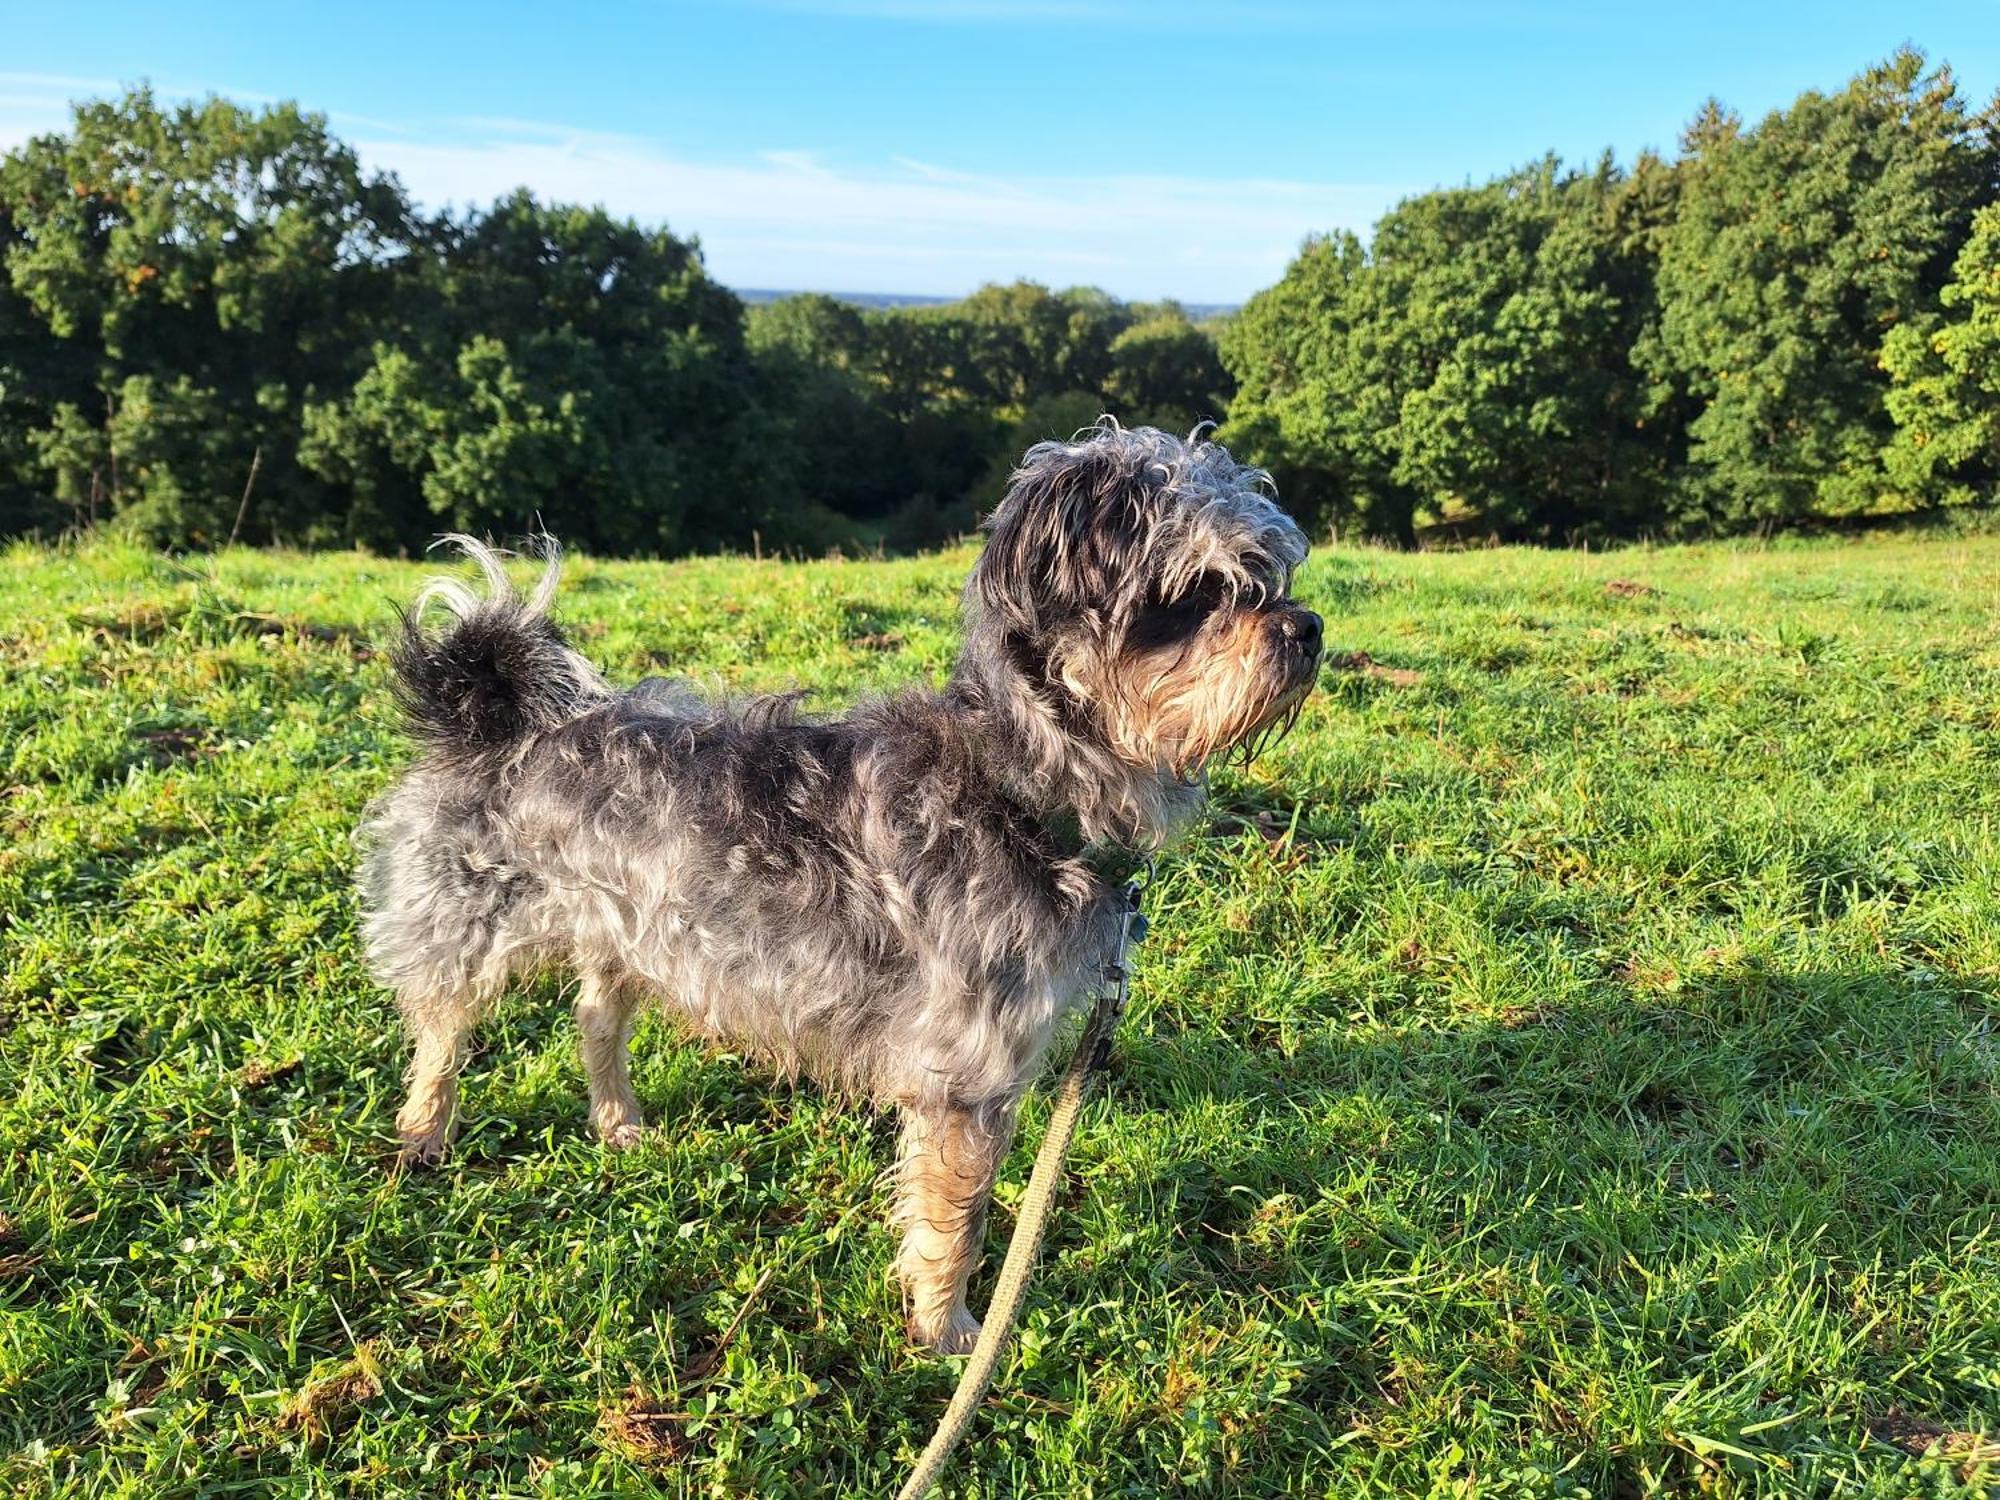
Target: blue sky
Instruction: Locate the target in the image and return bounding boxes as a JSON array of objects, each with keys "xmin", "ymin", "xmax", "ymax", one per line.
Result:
[{"xmin": 3, "ymin": 2, "xmax": 1995, "ymax": 302}]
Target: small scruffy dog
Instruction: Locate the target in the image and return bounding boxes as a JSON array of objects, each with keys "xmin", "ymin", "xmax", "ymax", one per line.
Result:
[{"xmin": 361, "ymin": 424, "xmax": 1321, "ymax": 1351}]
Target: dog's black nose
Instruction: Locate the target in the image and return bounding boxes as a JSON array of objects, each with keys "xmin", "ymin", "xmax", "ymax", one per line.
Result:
[{"xmin": 1281, "ymin": 609, "xmax": 1323, "ymax": 653}]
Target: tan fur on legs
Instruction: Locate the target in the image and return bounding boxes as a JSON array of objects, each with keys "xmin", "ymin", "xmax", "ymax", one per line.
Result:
[
  {"xmin": 395, "ymin": 999, "xmax": 476, "ymax": 1165},
  {"xmin": 894, "ymin": 1105, "xmax": 1014, "ymax": 1354},
  {"xmin": 575, "ymin": 971, "xmax": 644, "ymax": 1148}
]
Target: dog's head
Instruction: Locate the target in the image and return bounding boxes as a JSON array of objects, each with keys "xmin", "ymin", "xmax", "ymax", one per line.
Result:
[{"xmin": 965, "ymin": 423, "xmax": 1319, "ymax": 780}]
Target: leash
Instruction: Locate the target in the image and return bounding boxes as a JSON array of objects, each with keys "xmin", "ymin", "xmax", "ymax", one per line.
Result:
[{"xmin": 897, "ymin": 866, "xmax": 1151, "ymax": 1500}]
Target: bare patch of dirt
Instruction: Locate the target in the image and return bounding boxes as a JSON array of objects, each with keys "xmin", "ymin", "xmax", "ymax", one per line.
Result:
[
  {"xmin": 78, "ymin": 601, "xmax": 371, "ymax": 655},
  {"xmin": 1869, "ymin": 1408, "xmax": 2000, "ymax": 1470},
  {"xmin": 236, "ymin": 613, "xmax": 357, "ymax": 648},
  {"xmin": 1327, "ymin": 650, "xmax": 1424, "ymax": 687},
  {"xmin": 144, "ymin": 1126, "xmax": 235, "ymax": 1180},
  {"xmin": 1494, "ymin": 1003, "xmax": 1551, "ymax": 1030},
  {"xmin": 0, "ymin": 1249, "xmax": 42, "ymax": 1280},
  {"xmin": 601, "ymin": 1387, "xmax": 693, "ymax": 1466},
  {"xmin": 280, "ymin": 1350, "xmax": 383, "ymax": 1443},
  {"xmin": 135, "ymin": 726, "xmax": 210, "ymax": 763},
  {"xmin": 78, "ymin": 602, "xmax": 182, "ymax": 642},
  {"xmin": 240, "ymin": 1056, "xmax": 303, "ymax": 1089}
]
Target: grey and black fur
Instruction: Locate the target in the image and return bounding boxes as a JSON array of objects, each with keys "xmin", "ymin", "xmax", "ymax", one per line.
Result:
[{"xmin": 360, "ymin": 423, "xmax": 1321, "ymax": 1350}]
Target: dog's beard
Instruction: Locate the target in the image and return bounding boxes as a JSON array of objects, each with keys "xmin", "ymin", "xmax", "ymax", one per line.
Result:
[
  {"xmin": 1229, "ymin": 677, "xmax": 1313, "ymax": 769},
  {"xmin": 1097, "ymin": 612, "xmax": 1319, "ymax": 777},
  {"xmin": 1195, "ymin": 658, "xmax": 1315, "ymax": 771}
]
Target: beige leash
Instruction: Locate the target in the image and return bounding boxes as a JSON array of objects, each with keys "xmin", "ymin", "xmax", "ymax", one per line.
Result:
[{"xmin": 897, "ymin": 872, "xmax": 1149, "ymax": 1500}]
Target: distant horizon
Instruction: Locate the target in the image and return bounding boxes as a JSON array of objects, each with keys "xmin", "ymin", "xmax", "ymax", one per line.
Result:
[
  {"xmin": 733, "ymin": 286, "xmax": 1240, "ymax": 315},
  {"xmin": 4, "ymin": 2, "xmax": 1997, "ymax": 301}
]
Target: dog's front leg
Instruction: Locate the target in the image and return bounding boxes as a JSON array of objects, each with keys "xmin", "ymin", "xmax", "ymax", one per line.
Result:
[{"xmin": 893, "ymin": 1102, "xmax": 1014, "ymax": 1353}]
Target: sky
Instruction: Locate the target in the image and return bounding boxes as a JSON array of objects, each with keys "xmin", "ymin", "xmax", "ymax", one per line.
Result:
[{"xmin": 2, "ymin": 2, "xmax": 1996, "ymax": 304}]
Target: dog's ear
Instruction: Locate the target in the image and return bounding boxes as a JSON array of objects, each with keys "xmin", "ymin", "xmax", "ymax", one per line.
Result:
[{"xmin": 974, "ymin": 438, "xmax": 1146, "ymax": 636}]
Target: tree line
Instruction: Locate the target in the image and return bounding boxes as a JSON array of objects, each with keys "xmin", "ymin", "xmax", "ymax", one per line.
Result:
[
  {"xmin": 1, "ymin": 52, "xmax": 1996, "ymax": 554},
  {"xmin": 0, "ymin": 90, "xmax": 1227, "ymax": 554},
  {"xmin": 1227, "ymin": 51, "xmax": 2000, "ymax": 543}
]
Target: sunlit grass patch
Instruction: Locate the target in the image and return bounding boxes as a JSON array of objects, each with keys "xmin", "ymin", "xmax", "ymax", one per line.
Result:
[{"xmin": 2, "ymin": 533, "xmax": 1997, "ymax": 1497}]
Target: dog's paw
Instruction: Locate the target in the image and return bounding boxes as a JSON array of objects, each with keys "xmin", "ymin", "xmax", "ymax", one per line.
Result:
[
  {"xmin": 396, "ymin": 1127, "xmax": 452, "ymax": 1168},
  {"xmin": 395, "ymin": 1091, "xmax": 458, "ymax": 1168},
  {"xmin": 598, "ymin": 1119, "xmax": 646, "ymax": 1151},
  {"xmin": 909, "ymin": 1307, "xmax": 982, "ymax": 1356}
]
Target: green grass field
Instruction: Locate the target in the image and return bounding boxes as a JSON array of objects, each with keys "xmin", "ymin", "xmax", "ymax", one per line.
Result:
[{"xmin": 4, "ymin": 532, "xmax": 1998, "ymax": 1498}]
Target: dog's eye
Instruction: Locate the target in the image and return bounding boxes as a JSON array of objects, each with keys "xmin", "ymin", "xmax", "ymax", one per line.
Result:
[
  {"xmin": 1131, "ymin": 574, "xmax": 1230, "ymax": 650},
  {"xmin": 1155, "ymin": 575, "xmax": 1228, "ymax": 626},
  {"xmin": 1183, "ymin": 574, "xmax": 1231, "ymax": 616}
]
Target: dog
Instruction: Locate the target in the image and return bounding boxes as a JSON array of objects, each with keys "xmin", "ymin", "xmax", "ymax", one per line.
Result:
[{"xmin": 359, "ymin": 423, "xmax": 1321, "ymax": 1351}]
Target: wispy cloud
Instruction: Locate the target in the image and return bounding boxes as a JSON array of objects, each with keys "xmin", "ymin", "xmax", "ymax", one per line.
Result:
[
  {"xmin": 0, "ymin": 70, "xmax": 121, "ymax": 94},
  {"xmin": 359, "ymin": 119, "xmax": 1402, "ymax": 299},
  {"xmin": 758, "ymin": 149, "xmax": 841, "ymax": 179},
  {"xmin": 0, "ymin": 72, "xmax": 108, "ymax": 144},
  {"xmin": 0, "ymin": 70, "xmax": 281, "ymax": 140},
  {"xmin": 890, "ymin": 156, "xmax": 985, "ymax": 184},
  {"xmin": 0, "ymin": 75, "xmax": 1403, "ymax": 301},
  {"xmin": 726, "ymin": 0, "xmax": 1578, "ymax": 29}
]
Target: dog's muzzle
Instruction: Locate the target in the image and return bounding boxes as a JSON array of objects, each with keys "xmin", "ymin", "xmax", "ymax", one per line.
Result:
[{"xmin": 1272, "ymin": 606, "xmax": 1324, "ymax": 685}]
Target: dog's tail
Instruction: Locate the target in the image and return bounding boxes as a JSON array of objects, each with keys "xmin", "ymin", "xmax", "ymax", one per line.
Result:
[{"xmin": 391, "ymin": 534, "xmax": 604, "ymax": 756}]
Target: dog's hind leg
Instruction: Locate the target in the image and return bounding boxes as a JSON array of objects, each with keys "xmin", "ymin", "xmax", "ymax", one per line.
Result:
[
  {"xmin": 394, "ymin": 986, "xmax": 484, "ymax": 1166},
  {"xmin": 575, "ymin": 969, "xmax": 644, "ymax": 1149},
  {"xmin": 893, "ymin": 1103, "xmax": 1015, "ymax": 1354}
]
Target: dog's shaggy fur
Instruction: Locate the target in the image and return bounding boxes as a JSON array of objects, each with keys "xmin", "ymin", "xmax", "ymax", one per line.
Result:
[{"xmin": 360, "ymin": 424, "xmax": 1320, "ymax": 1350}]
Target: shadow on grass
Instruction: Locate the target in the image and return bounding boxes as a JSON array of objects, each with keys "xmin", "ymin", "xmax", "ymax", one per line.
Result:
[{"xmin": 1072, "ymin": 959, "xmax": 1999, "ymax": 1486}]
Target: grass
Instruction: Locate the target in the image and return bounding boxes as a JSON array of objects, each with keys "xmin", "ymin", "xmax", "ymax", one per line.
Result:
[{"xmin": 3, "ymin": 530, "xmax": 1998, "ymax": 1498}]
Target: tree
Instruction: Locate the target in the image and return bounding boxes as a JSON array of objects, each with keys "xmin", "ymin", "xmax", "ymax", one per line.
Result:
[
  {"xmin": 0, "ymin": 201, "xmax": 88, "ymax": 534},
  {"xmin": 746, "ymin": 294, "xmax": 904, "ymax": 521},
  {"xmin": 299, "ymin": 192, "xmax": 781, "ymax": 553},
  {"xmin": 1881, "ymin": 202, "xmax": 2000, "ymax": 506},
  {"xmin": 1105, "ymin": 310, "xmax": 1232, "ymax": 429},
  {"xmin": 1383, "ymin": 157, "xmax": 1683, "ymax": 540},
  {"xmin": 1221, "ymin": 159, "xmax": 1677, "ymax": 545},
  {"xmin": 0, "ymin": 88, "xmax": 421, "ymax": 543},
  {"xmin": 1647, "ymin": 51, "xmax": 1997, "ymax": 525},
  {"xmin": 9, "ymin": 64, "xmax": 1995, "ymax": 557},
  {"xmin": 1221, "ymin": 231, "xmax": 1414, "ymax": 542},
  {"xmin": 941, "ymin": 282, "xmax": 1131, "ymax": 409}
]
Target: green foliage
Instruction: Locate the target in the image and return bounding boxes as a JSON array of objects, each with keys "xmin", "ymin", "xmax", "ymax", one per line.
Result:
[
  {"xmin": 1647, "ymin": 52, "xmax": 1997, "ymax": 526},
  {"xmin": 747, "ymin": 293, "xmax": 956, "ymax": 527},
  {"xmin": 946, "ymin": 281, "xmax": 1112, "ymax": 407},
  {"xmin": 0, "ymin": 96, "xmax": 838, "ymax": 553},
  {"xmin": 297, "ymin": 193, "xmax": 776, "ymax": 554},
  {"xmin": 1221, "ymin": 230, "xmax": 1415, "ymax": 541},
  {"xmin": 1882, "ymin": 202, "xmax": 2000, "ymax": 506},
  {"xmin": 1224, "ymin": 50, "xmax": 1999, "ymax": 544},
  {"xmin": 0, "ymin": 88, "xmax": 420, "ymax": 544},
  {"xmin": 748, "ymin": 282, "xmax": 1228, "ymax": 549},
  {"xmin": 98, "ymin": 373, "xmax": 251, "ymax": 542},
  {"xmin": 1105, "ymin": 309, "xmax": 1231, "ymax": 428},
  {"xmin": 0, "ymin": 210, "xmax": 83, "ymax": 536},
  {"xmin": 5, "ymin": 534, "xmax": 1999, "ymax": 1495},
  {"xmin": 1376, "ymin": 157, "xmax": 1677, "ymax": 540},
  {"xmin": 1224, "ymin": 155, "xmax": 1695, "ymax": 545},
  {"xmin": 0, "ymin": 87, "xmax": 1227, "ymax": 553}
]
